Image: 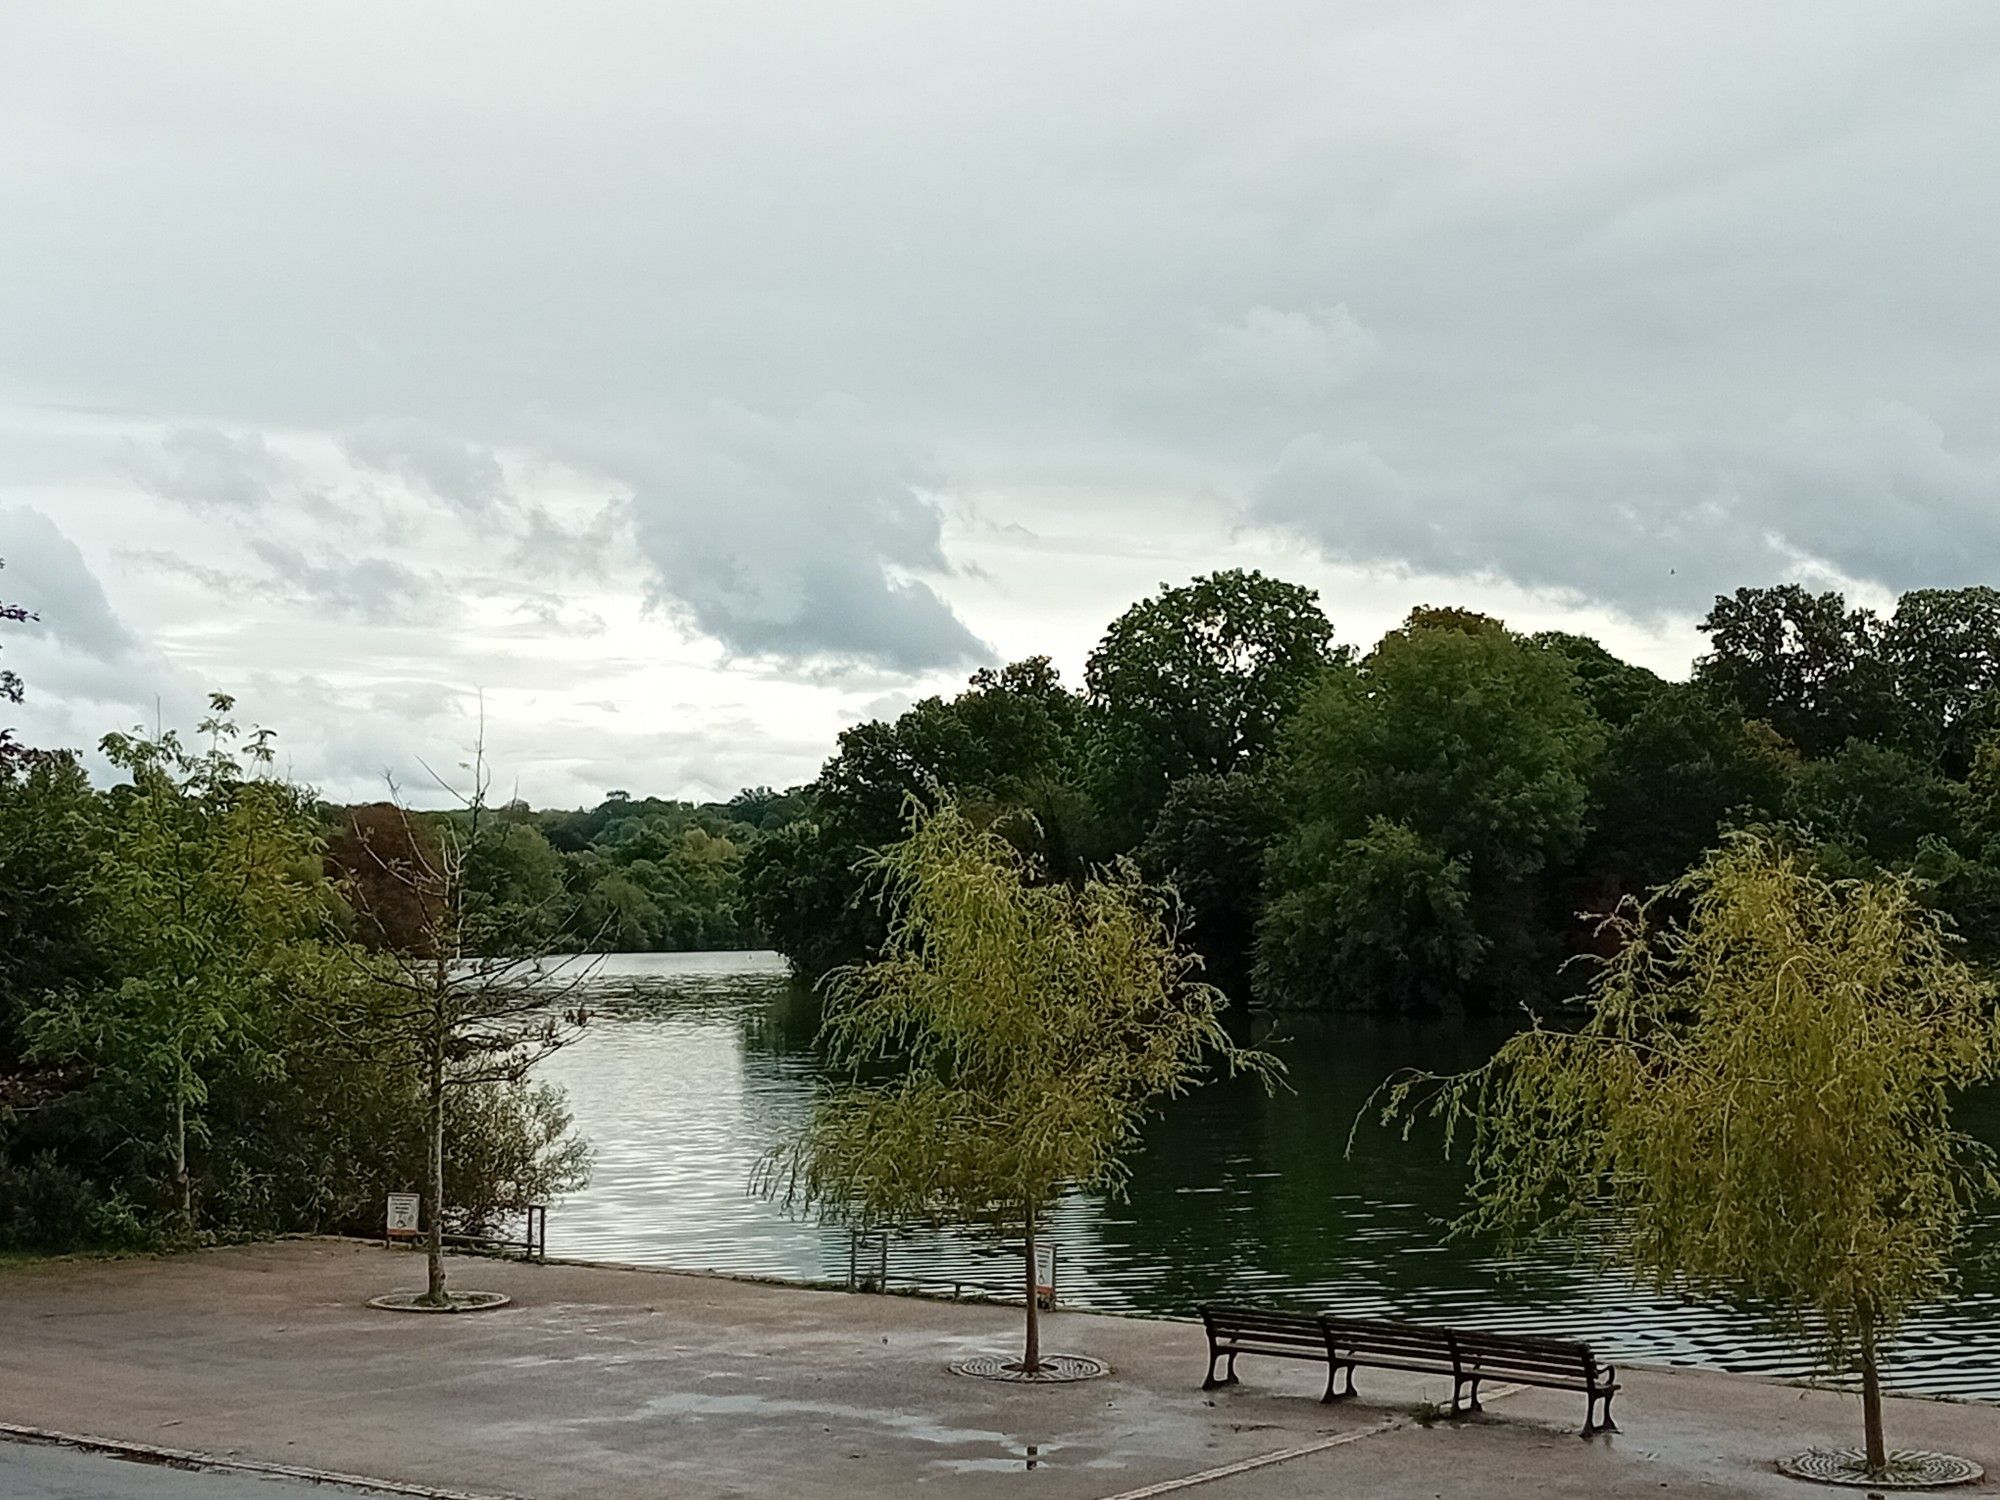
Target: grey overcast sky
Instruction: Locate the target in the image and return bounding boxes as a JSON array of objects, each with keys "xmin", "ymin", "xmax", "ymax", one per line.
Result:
[{"xmin": 5, "ymin": 2, "xmax": 2000, "ymax": 805}]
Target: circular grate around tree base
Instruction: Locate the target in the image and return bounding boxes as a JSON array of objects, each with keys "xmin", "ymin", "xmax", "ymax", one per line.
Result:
[
  {"xmin": 950, "ymin": 1353, "xmax": 1110, "ymax": 1383},
  {"xmin": 1779, "ymin": 1449, "xmax": 1983, "ymax": 1489},
  {"xmin": 366, "ymin": 1289, "xmax": 512, "ymax": 1314}
]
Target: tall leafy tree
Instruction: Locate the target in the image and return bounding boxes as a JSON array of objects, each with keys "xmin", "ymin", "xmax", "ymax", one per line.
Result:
[
  {"xmin": 1137, "ymin": 771, "xmax": 1280, "ymax": 996},
  {"xmin": 762, "ymin": 800, "xmax": 1273, "ymax": 1372},
  {"xmin": 1881, "ymin": 586, "xmax": 2000, "ymax": 773},
  {"xmin": 1258, "ymin": 611, "xmax": 1603, "ymax": 1008},
  {"xmin": 1694, "ymin": 585, "xmax": 1892, "ymax": 757},
  {"xmin": 1085, "ymin": 570, "xmax": 1339, "ymax": 841},
  {"xmin": 1376, "ymin": 833, "xmax": 2000, "ymax": 1483},
  {"xmin": 747, "ymin": 658, "xmax": 1089, "ymax": 978},
  {"xmin": 27, "ymin": 697, "xmax": 328, "ymax": 1231}
]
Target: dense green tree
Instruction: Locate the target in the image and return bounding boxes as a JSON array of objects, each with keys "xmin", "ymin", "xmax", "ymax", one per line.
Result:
[
  {"xmin": 1257, "ymin": 612, "xmax": 1603, "ymax": 1008},
  {"xmin": 1580, "ymin": 683, "xmax": 1794, "ymax": 899},
  {"xmin": 1529, "ymin": 630, "xmax": 1664, "ymax": 730},
  {"xmin": 1694, "ymin": 585, "xmax": 1893, "ymax": 756},
  {"xmin": 1137, "ymin": 771, "xmax": 1280, "ymax": 995},
  {"xmin": 27, "ymin": 697, "xmax": 330, "ymax": 1231},
  {"xmin": 1085, "ymin": 571, "xmax": 1340, "ymax": 840},
  {"xmin": 748, "ymin": 658, "xmax": 1091, "ymax": 977},
  {"xmin": 1881, "ymin": 586, "xmax": 2000, "ymax": 773},
  {"xmin": 1788, "ymin": 740, "xmax": 1958, "ymax": 867}
]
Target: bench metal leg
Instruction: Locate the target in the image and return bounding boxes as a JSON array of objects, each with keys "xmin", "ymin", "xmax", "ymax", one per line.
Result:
[
  {"xmin": 1321, "ymin": 1361, "xmax": 1356, "ymax": 1404},
  {"xmin": 1451, "ymin": 1376, "xmax": 1482, "ymax": 1415},
  {"xmin": 1203, "ymin": 1348, "xmax": 1239, "ymax": 1391},
  {"xmin": 1583, "ymin": 1387, "xmax": 1618, "ymax": 1437}
]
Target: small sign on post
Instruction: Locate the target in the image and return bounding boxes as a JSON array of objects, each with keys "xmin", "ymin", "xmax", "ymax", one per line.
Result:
[
  {"xmin": 1034, "ymin": 1243, "xmax": 1057, "ymax": 1310},
  {"xmin": 385, "ymin": 1192, "xmax": 421, "ymax": 1244}
]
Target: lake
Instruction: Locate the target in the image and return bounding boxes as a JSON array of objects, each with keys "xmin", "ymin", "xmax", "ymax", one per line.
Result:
[{"xmin": 536, "ymin": 950, "xmax": 2000, "ymax": 1401}]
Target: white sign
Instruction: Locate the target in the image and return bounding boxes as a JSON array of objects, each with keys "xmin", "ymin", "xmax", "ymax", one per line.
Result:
[
  {"xmin": 1034, "ymin": 1243, "xmax": 1056, "ymax": 1307},
  {"xmin": 386, "ymin": 1192, "xmax": 421, "ymax": 1238}
]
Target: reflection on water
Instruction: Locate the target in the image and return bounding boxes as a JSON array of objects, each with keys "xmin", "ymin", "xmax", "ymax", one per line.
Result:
[{"xmin": 537, "ymin": 951, "xmax": 2000, "ymax": 1401}]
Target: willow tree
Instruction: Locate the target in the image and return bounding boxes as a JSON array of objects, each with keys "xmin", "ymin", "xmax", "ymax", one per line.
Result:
[
  {"xmin": 1375, "ymin": 832, "xmax": 1999, "ymax": 1482},
  {"xmin": 763, "ymin": 798, "xmax": 1274, "ymax": 1374}
]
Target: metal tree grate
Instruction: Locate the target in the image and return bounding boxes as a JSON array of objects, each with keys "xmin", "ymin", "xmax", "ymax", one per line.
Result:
[
  {"xmin": 950, "ymin": 1353, "xmax": 1109, "ymax": 1383},
  {"xmin": 1779, "ymin": 1449, "xmax": 1983, "ymax": 1489}
]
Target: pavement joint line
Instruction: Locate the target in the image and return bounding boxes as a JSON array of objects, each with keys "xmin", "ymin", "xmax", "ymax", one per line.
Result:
[
  {"xmin": 0, "ymin": 1423, "xmax": 533, "ymax": 1500},
  {"xmin": 1087, "ymin": 1382, "xmax": 1529, "ymax": 1500}
]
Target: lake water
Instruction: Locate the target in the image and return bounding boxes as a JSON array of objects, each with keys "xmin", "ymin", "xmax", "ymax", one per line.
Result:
[{"xmin": 536, "ymin": 950, "xmax": 2000, "ymax": 1401}]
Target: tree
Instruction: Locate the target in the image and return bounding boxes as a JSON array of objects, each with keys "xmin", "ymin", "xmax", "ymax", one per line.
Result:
[
  {"xmin": 1257, "ymin": 611, "xmax": 1603, "ymax": 1008},
  {"xmin": 1880, "ymin": 586, "xmax": 2000, "ymax": 773},
  {"xmin": 1374, "ymin": 833, "xmax": 2000, "ymax": 1482},
  {"xmin": 761, "ymin": 800, "xmax": 1274, "ymax": 1372},
  {"xmin": 747, "ymin": 658, "xmax": 1091, "ymax": 978},
  {"xmin": 1580, "ymin": 683, "xmax": 1794, "ymax": 900},
  {"xmin": 330, "ymin": 759, "xmax": 591, "ymax": 1308},
  {"xmin": 1694, "ymin": 585, "xmax": 1892, "ymax": 757},
  {"xmin": 1085, "ymin": 571, "xmax": 1339, "ymax": 840},
  {"xmin": 1137, "ymin": 771, "xmax": 1280, "ymax": 997},
  {"xmin": 27, "ymin": 697, "xmax": 327, "ymax": 1232}
]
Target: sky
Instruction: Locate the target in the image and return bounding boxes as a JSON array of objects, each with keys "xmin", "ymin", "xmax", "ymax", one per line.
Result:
[{"xmin": 5, "ymin": 2, "xmax": 2000, "ymax": 807}]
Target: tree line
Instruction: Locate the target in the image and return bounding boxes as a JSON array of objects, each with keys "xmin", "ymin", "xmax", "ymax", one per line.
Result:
[
  {"xmin": 0, "ymin": 692, "xmax": 589, "ymax": 1252},
  {"xmin": 743, "ymin": 573, "xmax": 2000, "ymax": 1008}
]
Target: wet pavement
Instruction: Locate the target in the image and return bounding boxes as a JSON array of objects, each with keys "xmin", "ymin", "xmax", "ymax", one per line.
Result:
[
  {"xmin": 0, "ymin": 1241, "xmax": 1992, "ymax": 1499},
  {"xmin": 0, "ymin": 1439, "xmax": 368, "ymax": 1499}
]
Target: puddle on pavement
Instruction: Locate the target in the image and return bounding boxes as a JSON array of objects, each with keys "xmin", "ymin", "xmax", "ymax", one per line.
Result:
[{"xmin": 936, "ymin": 1441, "xmax": 1062, "ymax": 1473}]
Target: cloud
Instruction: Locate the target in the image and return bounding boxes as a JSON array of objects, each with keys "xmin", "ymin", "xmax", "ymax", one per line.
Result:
[
  {"xmin": 128, "ymin": 427, "xmax": 299, "ymax": 512},
  {"xmin": 1246, "ymin": 403, "xmax": 2000, "ymax": 616},
  {"xmin": 247, "ymin": 541, "xmax": 448, "ymax": 627},
  {"xmin": 1195, "ymin": 305, "xmax": 1381, "ymax": 394},
  {"xmin": 340, "ymin": 417, "xmax": 511, "ymax": 517},
  {"xmin": 613, "ymin": 399, "xmax": 989, "ymax": 671},
  {"xmin": 0, "ymin": 506, "xmax": 139, "ymax": 660}
]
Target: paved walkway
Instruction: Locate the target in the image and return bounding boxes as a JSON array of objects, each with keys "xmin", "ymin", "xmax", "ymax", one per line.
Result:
[
  {"xmin": 0, "ymin": 1241, "xmax": 1991, "ymax": 1499},
  {"xmin": 0, "ymin": 1439, "xmax": 369, "ymax": 1500}
]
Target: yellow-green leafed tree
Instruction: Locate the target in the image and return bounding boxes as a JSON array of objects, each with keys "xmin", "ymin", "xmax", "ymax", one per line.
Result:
[
  {"xmin": 764, "ymin": 798, "xmax": 1275, "ymax": 1374},
  {"xmin": 1377, "ymin": 831, "xmax": 2000, "ymax": 1480}
]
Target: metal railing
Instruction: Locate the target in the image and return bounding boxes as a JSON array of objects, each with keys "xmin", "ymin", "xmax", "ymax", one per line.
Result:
[{"xmin": 845, "ymin": 1230, "xmax": 1057, "ymax": 1308}]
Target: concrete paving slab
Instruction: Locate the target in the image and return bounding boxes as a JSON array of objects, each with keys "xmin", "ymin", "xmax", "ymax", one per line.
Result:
[{"xmin": 1, "ymin": 1241, "xmax": 1992, "ymax": 1500}]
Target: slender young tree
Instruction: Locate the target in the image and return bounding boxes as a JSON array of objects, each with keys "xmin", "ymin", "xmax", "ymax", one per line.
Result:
[
  {"xmin": 761, "ymin": 798, "xmax": 1275, "ymax": 1372},
  {"xmin": 332, "ymin": 743, "xmax": 593, "ymax": 1307},
  {"xmin": 1372, "ymin": 832, "xmax": 2000, "ymax": 1481}
]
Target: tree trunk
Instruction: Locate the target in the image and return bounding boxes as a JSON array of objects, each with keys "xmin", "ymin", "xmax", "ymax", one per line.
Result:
[
  {"xmin": 173, "ymin": 1087, "xmax": 190, "ymax": 1232},
  {"xmin": 1859, "ymin": 1309, "xmax": 1888, "ymax": 1479},
  {"xmin": 1021, "ymin": 1206, "xmax": 1041, "ymax": 1374},
  {"xmin": 426, "ymin": 1040, "xmax": 447, "ymax": 1306}
]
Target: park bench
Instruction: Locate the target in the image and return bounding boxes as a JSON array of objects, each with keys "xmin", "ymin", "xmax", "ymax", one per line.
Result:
[{"xmin": 1198, "ymin": 1305, "xmax": 1620, "ymax": 1436}]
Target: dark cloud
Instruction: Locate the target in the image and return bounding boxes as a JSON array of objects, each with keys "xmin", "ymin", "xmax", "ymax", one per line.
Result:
[
  {"xmin": 0, "ymin": 507, "xmax": 139, "ymax": 660},
  {"xmin": 246, "ymin": 541, "xmax": 447, "ymax": 627},
  {"xmin": 606, "ymin": 399, "xmax": 989, "ymax": 671},
  {"xmin": 340, "ymin": 417, "xmax": 511, "ymax": 517}
]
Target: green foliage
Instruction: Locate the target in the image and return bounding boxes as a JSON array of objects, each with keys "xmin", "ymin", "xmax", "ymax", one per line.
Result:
[
  {"xmin": 1257, "ymin": 612, "xmax": 1603, "ymax": 1008},
  {"xmin": 763, "ymin": 799, "xmax": 1273, "ymax": 1360},
  {"xmin": 746, "ymin": 658, "xmax": 1091, "ymax": 977},
  {"xmin": 1085, "ymin": 570, "xmax": 1339, "ymax": 839},
  {"xmin": 1695, "ymin": 585, "xmax": 1894, "ymax": 757},
  {"xmin": 1137, "ymin": 771, "xmax": 1279, "ymax": 993},
  {"xmin": 1881, "ymin": 587, "xmax": 2000, "ymax": 773},
  {"xmin": 1375, "ymin": 833, "xmax": 2000, "ymax": 1466},
  {"xmin": 0, "ymin": 700, "xmax": 591, "ymax": 1253}
]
